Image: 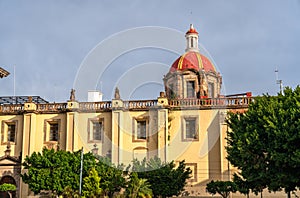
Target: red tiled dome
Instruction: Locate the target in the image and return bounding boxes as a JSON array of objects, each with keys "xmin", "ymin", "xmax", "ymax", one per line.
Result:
[{"xmin": 170, "ymin": 51, "xmax": 216, "ymax": 73}]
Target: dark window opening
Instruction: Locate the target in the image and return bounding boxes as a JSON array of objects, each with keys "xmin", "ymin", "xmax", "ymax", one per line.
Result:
[
  {"xmin": 187, "ymin": 81, "xmax": 195, "ymax": 98},
  {"xmin": 92, "ymin": 121, "xmax": 103, "ymax": 141},
  {"xmin": 7, "ymin": 124, "xmax": 16, "ymax": 142},
  {"xmin": 186, "ymin": 119, "xmax": 197, "ymax": 139},
  {"xmin": 49, "ymin": 123, "xmax": 59, "ymax": 141},
  {"xmin": 137, "ymin": 120, "xmax": 147, "ymax": 140}
]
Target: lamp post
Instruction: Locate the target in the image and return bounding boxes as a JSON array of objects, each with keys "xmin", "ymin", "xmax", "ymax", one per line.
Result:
[{"xmin": 79, "ymin": 147, "xmax": 84, "ymax": 196}]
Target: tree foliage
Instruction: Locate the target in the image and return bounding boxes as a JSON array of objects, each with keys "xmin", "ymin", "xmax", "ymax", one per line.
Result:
[
  {"xmin": 21, "ymin": 148, "xmax": 126, "ymax": 197},
  {"xmin": 95, "ymin": 156, "xmax": 126, "ymax": 197},
  {"xmin": 206, "ymin": 180, "xmax": 237, "ymax": 198},
  {"xmin": 132, "ymin": 156, "xmax": 191, "ymax": 198},
  {"xmin": 0, "ymin": 183, "xmax": 16, "ymax": 198},
  {"xmin": 21, "ymin": 148, "xmax": 96, "ymax": 196},
  {"xmin": 82, "ymin": 167, "xmax": 103, "ymax": 198},
  {"xmin": 125, "ymin": 172, "xmax": 152, "ymax": 198},
  {"xmin": 226, "ymin": 86, "xmax": 300, "ymax": 196}
]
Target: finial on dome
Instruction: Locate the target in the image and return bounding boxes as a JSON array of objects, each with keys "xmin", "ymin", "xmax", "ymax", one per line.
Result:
[{"xmin": 190, "ymin": 24, "xmax": 194, "ymax": 30}]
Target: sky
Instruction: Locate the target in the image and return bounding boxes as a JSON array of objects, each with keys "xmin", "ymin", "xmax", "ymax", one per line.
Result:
[{"xmin": 0, "ymin": 0, "xmax": 300, "ymax": 102}]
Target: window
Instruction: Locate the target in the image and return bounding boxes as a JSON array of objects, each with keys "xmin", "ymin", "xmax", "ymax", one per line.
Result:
[
  {"xmin": 187, "ymin": 81, "xmax": 195, "ymax": 98},
  {"xmin": 133, "ymin": 117, "xmax": 148, "ymax": 142},
  {"xmin": 92, "ymin": 121, "xmax": 103, "ymax": 141},
  {"xmin": 182, "ymin": 116, "xmax": 199, "ymax": 141},
  {"xmin": 49, "ymin": 122, "xmax": 59, "ymax": 141},
  {"xmin": 186, "ymin": 163, "xmax": 198, "ymax": 182},
  {"xmin": 137, "ymin": 121, "xmax": 147, "ymax": 140},
  {"xmin": 44, "ymin": 119, "xmax": 60, "ymax": 143},
  {"xmin": 7, "ymin": 123, "xmax": 16, "ymax": 142},
  {"xmin": 186, "ymin": 119, "xmax": 196, "ymax": 139},
  {"xmin": 88, "ymin": 118, "xmax": 104, "ymax": 143},
  {"xmin": 208, "ymin": 82, "xmax": 214, "ymax": 98},
  {"xmin": 1, "ymin": 120, "xmax": 17, "ymax": 144},
  {"xmin": 169, "ymin": 83, "xmax": 176, "ymax": 98}
]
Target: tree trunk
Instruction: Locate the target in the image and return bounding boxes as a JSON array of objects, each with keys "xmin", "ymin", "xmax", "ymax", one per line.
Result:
[
  {"xmin": 287, "ymin": 191, "xmax": 291, "ymax": 198},
  {"xmin": 261, "ymin": 191, "xmax": 263, "ymax": 198}
]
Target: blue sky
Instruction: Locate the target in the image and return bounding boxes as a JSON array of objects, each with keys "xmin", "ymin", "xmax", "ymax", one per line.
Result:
[{"xmin": 1, "ymin": 0, "xmax": 300, "ymax": 102}]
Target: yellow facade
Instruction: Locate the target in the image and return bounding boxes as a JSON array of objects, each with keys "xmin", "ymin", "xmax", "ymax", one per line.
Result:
[{"xmin": 0, "ymin": 96, "xmax": 252, "ymax": 197}]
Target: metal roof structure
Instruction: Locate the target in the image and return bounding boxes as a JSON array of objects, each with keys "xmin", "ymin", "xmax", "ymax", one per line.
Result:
[
  {"xmin": 0, "ymin": 96, "xmax": 49, "ymax": 105},
  {"xmin": 0, "ymin": 67, "xmax": 10, "ymax": 78}
]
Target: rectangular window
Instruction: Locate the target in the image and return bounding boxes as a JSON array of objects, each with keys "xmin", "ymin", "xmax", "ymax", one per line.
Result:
[
  {"xmin": 92, "ymin": 121, "xmax": 103, "ymax": 141},
  {"xmin": 137, "ymin": 120, "xmax": 147, "ymax": 140},
  {"xmin": 1, "ymin": 120, "xmax": 18, "ymax": 144},
  {"xmin": 186, "ymin": 119, "xmax": 196, "ymax": 139},
  {"xmin": 208, "ymin": 82, "xmax": 214, "ymax": 98},
  {"xmin": 88, "ymin": 118, "xmax": 104, "ymax": 143},
  {"xmin": 182, "ymin": 116, "xmax": 199, "ymax": 141},
  {"xmin": 187, "ymin": 81, "xmax": 195, "ymax": 98},
  {"xmin": 7, "ymin": 123, "xmax": 16, "ymax": 142},
  {"xmin": 133, "ymin": 117, "xmax": 148, "ymax": 142},
  {"xmin": 49, "ymin": 123, "xmax": 59, "ymax": 141},
  {"xmin": 44, "ymin": 119, "xmax": 61, "ymax": 143}
]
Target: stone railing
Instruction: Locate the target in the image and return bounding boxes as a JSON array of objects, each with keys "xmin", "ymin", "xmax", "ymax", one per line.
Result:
[
  {"xmin": 123, "ymin": 100, "xmax": 158, "ymax": 109},
  {"xmin": 0, "ymin": 97, "xmax": 252, "ymax": 114},
  {"xmin": 0, "ymin": 104, "xmax": 24, "ymax": 114},
  {"xmin": 169, "ymin": 97, "xmax": 253, "ymax": 108},
  {"xmin": 79, "ymin": 101, "xmax": 112, "ymax": 111},
  {"xmin": 36, "ymin": 103, "xmax": 68, "ymax": 112}
]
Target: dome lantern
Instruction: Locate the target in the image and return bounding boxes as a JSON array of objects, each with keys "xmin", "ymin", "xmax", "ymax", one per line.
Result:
[{"xmin": 185, "ymin": 24, "xmax": 199, "ymax": 52}]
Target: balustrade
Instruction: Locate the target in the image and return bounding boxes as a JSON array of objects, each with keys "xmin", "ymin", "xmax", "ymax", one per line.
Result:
[{"xmin": 0, "ymin": 97, "xmax": 252, "ymax": 114}]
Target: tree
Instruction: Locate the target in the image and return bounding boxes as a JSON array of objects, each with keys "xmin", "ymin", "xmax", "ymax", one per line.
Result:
[
  {"xmin": 226, "ymin": 86, "xmax": 300, "ymax": 198},
  {"xmin": 125, "ymin": 172, "xmax": 152, "ymax": 198},
  {"xmin": 0, "ymin": 183, "xmax": 16, "ymax": 198},
  {"xmin": 206, "ymin": 180, "xmax": 237, "ymax": 198},
  {"xmin": 82, "ymin": 167, "xmax": 103, "ymax": 198},
  {"xmin": 21, "ymin": 148, "xmax": 96, "ymax": 196},
  {"xmin": 95, "ymin": 156, "xmax": 126, "ymax": 197},
  {"xmin": 233, "ymin": 173, "xmax": 250, "ymax": 198},
  {"xmin": 132, "ymin": 156, "xmax": 191, "ymax": 198}
]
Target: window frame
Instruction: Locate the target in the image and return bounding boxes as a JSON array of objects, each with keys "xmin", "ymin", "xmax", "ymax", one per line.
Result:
[
  {"xmin": 1, "ymin": 120, "xmax": 18, "ymax": 145},
  {"xmin": 182, "ymin": 116, "xmax": 199, "ymax": 141},
  {"xmin": 186, "ymin": 80, "xmax": 196, "ymax": 98},
  {"xmin": 132, "ymin": 117, "xmax": 149, "ymax": 142},
  {"xmin": 88, "ymin": 118, "xmax": 104, "ymax": 143},
  {"xmin": 44, "ymin": 119, "xmax": 61, "ymax": 143}
]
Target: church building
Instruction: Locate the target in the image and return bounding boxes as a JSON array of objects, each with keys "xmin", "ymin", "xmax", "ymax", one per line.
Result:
[{"xmin": 0, "ymin": 25, "xmax": 252, "ymax": 197}]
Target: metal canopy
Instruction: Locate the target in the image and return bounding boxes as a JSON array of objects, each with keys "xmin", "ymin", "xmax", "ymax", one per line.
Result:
[
  {"xmin": 0, "ymin": 96, "xmax": 49, "ymax": 105},
  {"xmin": 0, "ymin": 67, "xmax": 10, "ymax": 78}
]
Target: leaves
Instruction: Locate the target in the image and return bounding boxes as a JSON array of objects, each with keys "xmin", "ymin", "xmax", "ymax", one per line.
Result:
[
  {"xmin": 132, "ymin": 156, "xmax": 191, "ymax": 198},
  {"xmin": 226, "ymin": 86, "xmax": 300, "ymax": 195},
  {"xmin": 206, "ymin": 180, "xmax": 237, "ymax": 198}
]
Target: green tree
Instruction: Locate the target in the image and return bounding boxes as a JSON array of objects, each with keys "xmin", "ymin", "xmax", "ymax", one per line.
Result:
[
  {"xmin": 61, "ymin": 186, "xmax": 80, "ymax": 198},
  {"xmin": 95, "ymin": 156, "xmax": 126, "ymax": 197},
  {"xmin": 0, "ymin": 183, "xmax": 16, "ymax": 198},
  {"xmin": 226, "ymin": 86, "xmax": 300, "ymax": 198},
  {"xmin": 82, "ymin": 167, "xmax": 103, "ymax": 198},
  {"xmin": 206, "ymin": 180, "xmax": 237, "ymax": 198},
  {"xmin": 125, "ymin": 172, "xmax": 152, "ymax": 198},
  {"xmin": 132, "ymin": 156, "xmax": 191, "ymax": 198},
  {"xmin": 21, "ymin": 148, "xmax": 96, "ymax": 196},
  {"xmin": 233, "ymin": 174, "xmax": 250, "ymax": 198}
]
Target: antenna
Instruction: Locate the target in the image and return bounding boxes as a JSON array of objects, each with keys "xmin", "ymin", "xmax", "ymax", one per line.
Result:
[
  {"xmin": 275, "ymin": 68, "xmax": 283, "ymax": 94},
  {"xmin": 13, "ymin": 66, "xmax": 16, "ymax": 104}
]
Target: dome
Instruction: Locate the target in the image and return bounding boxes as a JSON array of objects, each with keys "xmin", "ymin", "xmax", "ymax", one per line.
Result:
[{"xmin": 170, "ymin": 51, "xmax": 217, "ymax": 73}]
